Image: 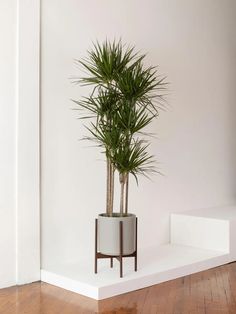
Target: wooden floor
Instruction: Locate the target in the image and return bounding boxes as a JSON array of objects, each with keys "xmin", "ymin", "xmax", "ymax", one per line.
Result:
[{"xmin": 1, "ymin": 263, "xmax": 236, "ymax": 314}]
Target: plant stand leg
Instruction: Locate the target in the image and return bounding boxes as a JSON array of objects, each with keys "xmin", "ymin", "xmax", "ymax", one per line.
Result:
[
  {"xmin": 110, "ymin": 257, "xmax": 113, "ymax": 268},
  {"xmin": 95, "ymin": 219, "xmax": 98, "ymax": 274},
  {"xmin": 135, "ymin": 217, "xmax": 138, "ymax": 271},
  {"xmin": 120, "ymin": 221, "xmax": 123, "ymax": 278}
]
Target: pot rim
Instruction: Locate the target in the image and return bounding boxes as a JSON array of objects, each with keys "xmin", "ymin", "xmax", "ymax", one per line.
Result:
[{"xmin": 99, "ymin": 212, "xmax": 136, "ymax": 218}]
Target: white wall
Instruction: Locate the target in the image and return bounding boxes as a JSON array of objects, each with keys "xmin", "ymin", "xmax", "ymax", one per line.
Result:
[
  {"xmin": 41, "ymin": 0, "xmax": 236, "ymax": 267},
  {"xmin": 0, "ymin": 0, "xmax": 17, "ymax": 288}
]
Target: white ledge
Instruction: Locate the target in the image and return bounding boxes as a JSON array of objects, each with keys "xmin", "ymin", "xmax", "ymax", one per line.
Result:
[{"xmin": 41, "ymin": 244, "xmax": 230, "ymax": 300}]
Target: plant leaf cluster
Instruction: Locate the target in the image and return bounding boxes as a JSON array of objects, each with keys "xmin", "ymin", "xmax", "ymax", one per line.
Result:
[{"xmin": 72, "ymin": 40, "xmax": 167, "ymax": 215}]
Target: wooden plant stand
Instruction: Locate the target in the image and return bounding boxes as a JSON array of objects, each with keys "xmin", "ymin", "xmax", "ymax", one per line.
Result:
[{"xmin": 95, "ymin": 217, "xmax": 138, "ymax": 278}]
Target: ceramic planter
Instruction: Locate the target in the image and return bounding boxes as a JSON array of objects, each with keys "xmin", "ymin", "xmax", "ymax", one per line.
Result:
[{"xmin": 98, "ymin": 213, "xmax": 136, "ymax": 256}]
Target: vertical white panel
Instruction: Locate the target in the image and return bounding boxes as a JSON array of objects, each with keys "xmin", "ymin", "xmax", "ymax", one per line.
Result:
[
  {"xmin": 0, "ymin": 0, "xmax": 17, "ymax": 288},
  {"xmin": 16, "ymin": 0, "xmax": 40, "ymax": 284}
]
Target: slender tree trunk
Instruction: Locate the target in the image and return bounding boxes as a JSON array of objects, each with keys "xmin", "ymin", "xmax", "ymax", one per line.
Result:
[
  {"xmin": 106, "ymin": 157, "xmax": 111, "ymax": 216},
  {"xmin": 106, "ymin": 112, "xmax": 115, "ymax": 216},
  {"xmin": 119, "ymin": 173, "xmax": 127, "ymax": 216},
  {"xmin": 110, "ymin": 163, "xmax": 115, "ymax": 216},
  {"xmin": 125, "ymin": 173, "xmax": 129, "ymax": 215},
  {"xmin": 106, "ymin": 157, "xmax": 115, "ymax": 216}
]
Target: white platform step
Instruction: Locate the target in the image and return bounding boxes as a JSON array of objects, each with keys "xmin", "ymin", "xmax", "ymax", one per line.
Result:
[
  {"xmin": 41, "ymin": 205, "xmax": 236, "ymax": 299},
  {"xmin": 171, "ymin": 205, "xmax": 236, "ymax": 260},
  {"xmin": 41, "ymin": 244, "xmax": 230, "ymax": 300}
]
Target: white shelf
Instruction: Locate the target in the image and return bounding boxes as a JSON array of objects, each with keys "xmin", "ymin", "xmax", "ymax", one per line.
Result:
[
  {"xmin": 173, "ymin": 205, "xmax": 236, "ymax": 220},
  {"xmin": 171, "ymin": 205, "xmax": 236, "ymax": 260},
  {"xmin": 41, "ymin": 244, "xmax": 230, "ymax": 300}
]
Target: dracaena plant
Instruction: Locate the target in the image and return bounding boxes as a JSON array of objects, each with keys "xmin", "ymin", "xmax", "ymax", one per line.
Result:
[{"xmin": 72, "ymin": 40, "xmax": 166, "ymax": 217}]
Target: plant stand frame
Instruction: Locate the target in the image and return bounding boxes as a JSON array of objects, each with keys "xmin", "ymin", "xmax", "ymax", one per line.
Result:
[{"xmin": 95, "ymin": 217, "xmax": 138, "ymax": 278}]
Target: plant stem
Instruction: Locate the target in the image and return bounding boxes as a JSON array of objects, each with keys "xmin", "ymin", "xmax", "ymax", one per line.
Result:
[
  {"xmin": 110, "ymin": 163, "xmax": 115, "ymax": 216},
  {"xmin": 119, "ymin": 173, "xmax": 127, "ymax": 216},
  {"xmin": 110, "ymin": 164, "xmax": 115, "ymax": 216},
  {"xmin": 125, "ymin": 173, "xmax": 129, "ymax": 215},
  {"xmin": 106, "ymin": 157, "xmax": 115, "ymax": 216},
  {"xmin": 106, "ymin": 157, "xmax": 111, "ymax": 216}
]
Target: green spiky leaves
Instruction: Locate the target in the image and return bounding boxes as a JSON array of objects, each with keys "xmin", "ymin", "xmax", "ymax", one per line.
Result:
[
  {"xmin": 72, "ymin": 40, "xmax": 167, "ymax": 215},
  {"xmin": 75, "ymin": 40, "xmax": 139, "ymax": 86}
]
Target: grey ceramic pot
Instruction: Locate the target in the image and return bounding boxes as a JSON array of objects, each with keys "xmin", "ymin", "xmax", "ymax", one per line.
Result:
[{"xmin": 98, "ymin": 213, "xmax": 136, "ymax": 256}]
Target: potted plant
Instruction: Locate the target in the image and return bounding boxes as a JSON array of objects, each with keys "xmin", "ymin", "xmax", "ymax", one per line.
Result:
[{"xmin": 72, "ymin": 40, "xmax": 166, "ymax": 260}]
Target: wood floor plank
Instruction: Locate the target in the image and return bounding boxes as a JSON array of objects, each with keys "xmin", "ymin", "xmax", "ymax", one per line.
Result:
[{"xmin": 1, "ymin": 263, "xmax": 236, "ymax": 313}]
